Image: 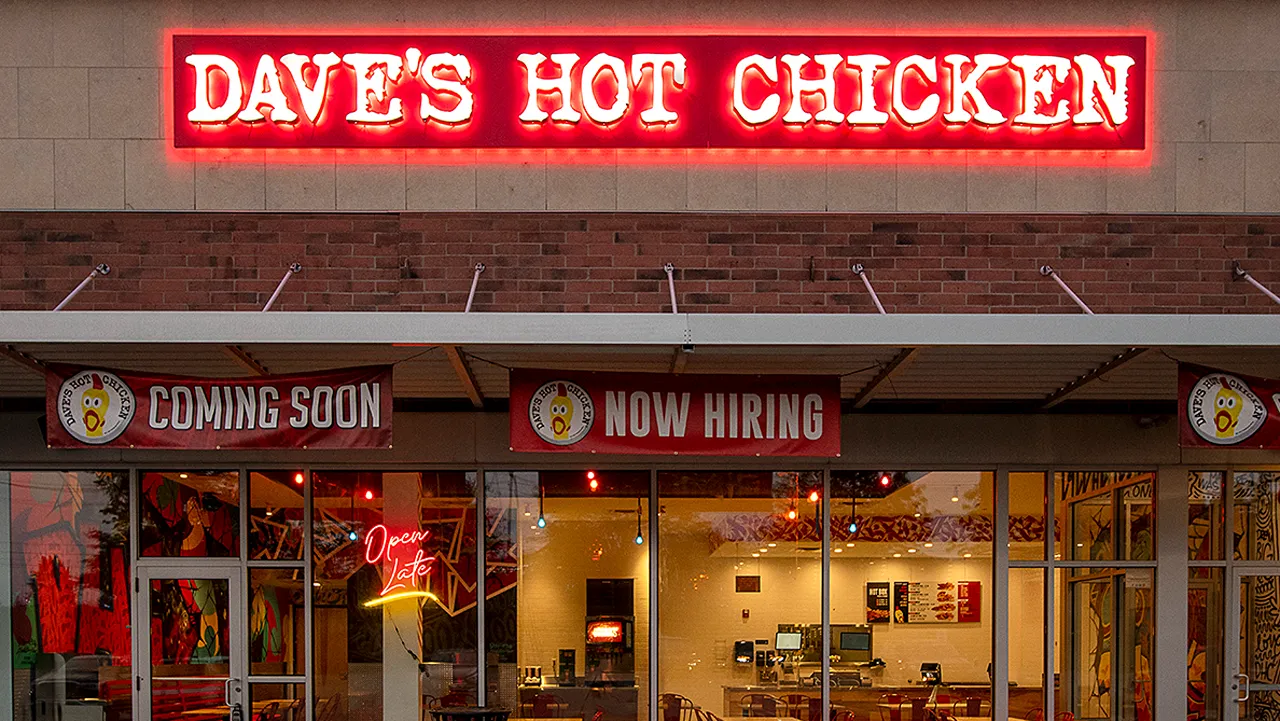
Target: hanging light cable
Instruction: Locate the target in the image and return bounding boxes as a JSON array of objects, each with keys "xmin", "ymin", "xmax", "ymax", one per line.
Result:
[
  {"xmin": 848, "ymin": 498, "xmax": 859, "ymax": 534},
  {"xmin": 537, "ymin": 482, "xmax": 547, "ymax": 528}
]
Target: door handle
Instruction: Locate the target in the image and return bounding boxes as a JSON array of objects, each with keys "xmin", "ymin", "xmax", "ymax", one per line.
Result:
[
  {"xmin": 224, "ymin": 677, "xmax": 238, "ymax": 705},
  {"xmin": 1234, "ymin": 673, "xmax": 1251, "ymax": 702}
]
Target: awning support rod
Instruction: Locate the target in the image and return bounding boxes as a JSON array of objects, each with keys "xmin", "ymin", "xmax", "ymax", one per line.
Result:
[
  {"xmin": 464, "ymin": 263, "xmax": 486, "ymax": 313},
  {"xmin": 664, "ymin": 263, "xmax": 678, "ymax": 314},
  {"xmin": 53, "ymin": 263, "xmax": 110, "ymax": 311},
  {"xmin": 262, "ymin": 263, "xmax": 302, "ymax": 312},
  {"xmin": 1233, "ymin": 261, "xmax": 1280, "ymax": 306},
  {"xmin": 852, "ymin": 264, "xmax": 887, "ymax": 314},
  {"xmin": 1040, "ymin": 265, "xmax": 1095, "ymax": 315}
]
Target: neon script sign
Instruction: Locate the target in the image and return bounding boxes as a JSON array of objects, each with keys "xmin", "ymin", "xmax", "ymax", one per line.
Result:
[
  {"xmin": 171, "ymin": 33, "xmax": 1149, "ymax": 152},
  {"xmin": 363, "ymin": 524, "xmax": 436, "ymax": 600}
]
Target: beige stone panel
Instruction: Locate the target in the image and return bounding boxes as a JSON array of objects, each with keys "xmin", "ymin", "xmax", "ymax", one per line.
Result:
[
  {"xmin": 617, "ymin": 159, "xmax": 687, "ymax": 211},
  {"xmin": 338, "ymin": 153, "xmax": 407, "ymax": 211},
  {"xmin": 1177, "ymin": 0, "xmax": 1280, "ymax": 72},
  {"xmin": 1174, "ymin": 141, "xmax": 1245, "ymax": 212},
  {"xmin": 1106, "ymin": 143, "xmax": 1175, "ymax": 212},
  {"xmin": 687, "ymin": 157, "xmax": 756, "ymax": 211},
  {"xmin": 0, "ymin": 69, "xmax": 17, "ymax": 138},
  {"xmin": 0, "ymin": 139, "xmax": 54, "ymax": 208},
  {"xmin": 1210, "ymin": 72, "xmax": 1280, "ymax": 143},
  {"xmin": 55, "ymin": 139, "xmax": 125, "ymax": 210},
  {"xmin": 548, "ymin": 160, "xmax": 617, "ymax": 211},
  {"xmin": 121, "ymin": 0, "xmax": 195, "ymax": 68},
  {"xmin": 757, "ymin": 164, "xmax": 827, "ymax": 211},
  {"xmin": 408, "ymin": 153, "xmax": 480, "ymax": 210},
  {"xmin": 0, "ymin": 1, "xmax": 54, "ymax": 67},
  {"xmin": 18, "ymin": 67, "xmax": 89, "ymax": 139},
  {"xmin": 261, "ymin": 0, "xmax": 405, "ymax": 26},
  {"xmin": 266, "ymin": 157, "xmax": 338, "ymax": 210},
  {"xmin": 125, "ymin": 139, "xmax": 194, "ymax": 210},
  {"xmin": 1035, "ymin": 165, "xmax": 1106, "ymax": 213},
  {"xmin": 402, "ymin": 0, "xmax": 546, "ymax": 26},
  {"xmin": 1244, "ymin": 143, "xmax": 1280, "ymax": 212},
  {"xmin": 90, "ymin": 68, "xmax": 161, "ymax": 140},
  {"xmin": 52, "ymin": 1, "xmax": 125, "ymax": 68},
  {"xmin": 896, "ymin": 162, "xmax": 966, "ymax": 212},
  {"xmin": 1155, "ymin": 71, "xmax": 1212, "ymax": 142},
  {"xmin": 195, "ymin": 150, "xmax": 266, "ymax": 210},
  {"xmin": 966, "ymin": 165, "xmax": 1035, "ymax": 212},
  {"xmin": 826, "ymin": 161, "xmax": 896, "ymax": 211},
  {"xmin": 190, "ymin": 0, "xmax": 266, "ymax": 27},
  {"xmin": 475, "ymin": 155, "xmax": 544, "ymax": 210}
]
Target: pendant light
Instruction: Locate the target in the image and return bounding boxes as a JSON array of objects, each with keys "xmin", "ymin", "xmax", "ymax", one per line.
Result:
[
  {"xmin": 347, "ymin": 489, "xmax": 358, "ymax": 542},
  {"xmin": 634, "ymin": 497, "xmax": 644, "ymax": 545},
  {"xmin": 848, "ymin": 499, "xmax": 859, "ymax": 534},
  {"xmin": 536, "ymin": 483, "xmax": 547, "ymax": 528}
]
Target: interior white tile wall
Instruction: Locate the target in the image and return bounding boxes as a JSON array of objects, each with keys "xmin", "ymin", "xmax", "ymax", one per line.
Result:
[{"xmin": 0, "ymin": 0, "xmax": 1272, "ymax": 213}]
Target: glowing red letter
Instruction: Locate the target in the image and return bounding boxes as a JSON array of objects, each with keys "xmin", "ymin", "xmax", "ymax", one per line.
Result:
[{"xmin": 186, "ymin": 54, "xmax": 243, "ymax": 124}]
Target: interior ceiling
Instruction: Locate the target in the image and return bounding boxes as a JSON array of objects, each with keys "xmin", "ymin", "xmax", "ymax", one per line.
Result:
[{"xmin": 2, "ymin": 342, "xmax": 1278, "ymax": 407}]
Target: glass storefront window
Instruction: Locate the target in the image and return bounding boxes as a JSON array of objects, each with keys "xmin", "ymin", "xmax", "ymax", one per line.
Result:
[
  {"xmin": 1010, "ymin": 472, "xmax": 1048, "ymax": 562},
  {"xmin": 140, "ymin": 471, "xmax": 240, "ymax": 557},
  {"xmin": 313, "ymin": 471, "xmax": 479, "ymax": 721},
  {"xmin": 1055, "ymin": 472, "xmax": 1153, "ymax": 563},
  {"xmin": 1187, "ymin": 568, "xmax": 1223, "ymax": 721},
  {"xmin": 1189, "ymin": 472, "xmax": 1225, "ymax": 562},
  {"xmin": 486, "ymin": 470, "xmax": 650, "ymax": 721},
  {"xmin": 250, "ymin": 567, "xmax": 305, "ymax": 676},
  {"xmin": 1232, "ymin": 471, "xmax": 1280, "ymax": 561},
  {"xmin": 1057, "ymin": 568, "xmax": 1154, "ymax": 721},
  {"xmin": 250, "ymin": 470, "xmax": 305, "ymax": 561},
  {"xmin": 6, "ymin": 471, "xmax": 133, "ymax": 721}
]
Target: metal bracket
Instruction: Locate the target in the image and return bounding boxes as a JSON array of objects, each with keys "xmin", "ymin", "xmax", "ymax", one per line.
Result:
[
  {"xmin": 1233, "ymin": 261, "xmax": 1280, "ymax": 306},
  {"xmin": 664, "ymin": 263, "xmax": 678, "ymax": 314},
  {"xmin": 262, "ymin": 263, "xmax": 302, "ymax": 312},
  {"xmin": 465, "ymin": 263, "xmax": 487, "ymax": 313},
  {"xmin": 852, "ymin": 263, "xmax": 887, "ymax": 314},
  {"xmin": 1040, "ymin": 265, "xmax": 1095, "ymax": 315},
  {"xmin": 53, "ymin": 263, "xmax": 110, "ymax": 311}
]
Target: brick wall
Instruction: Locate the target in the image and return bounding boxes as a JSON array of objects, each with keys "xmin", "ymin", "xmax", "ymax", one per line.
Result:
[{"xmin": 2, "ymin": 212, "xmax": 1279, "ymax": 314}]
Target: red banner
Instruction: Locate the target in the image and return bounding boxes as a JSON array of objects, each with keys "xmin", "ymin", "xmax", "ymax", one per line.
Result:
[
  {"xmin": 46, "ymin": 365, "xmax": 393, "ymax": 449},
  {"xmin": 1180, "ymin": 363, "xmax": 1280, "ymax": 449},
  {"xmin": 509, "ymin": 369, "xmax": 840, "ymax": 456},
  {"xmin": 171, "ymin": 32, "xmax": 1148, "ymax": 153}
]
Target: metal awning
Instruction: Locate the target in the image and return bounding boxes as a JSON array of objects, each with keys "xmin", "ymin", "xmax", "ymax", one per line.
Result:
[{"xmin": 1, "ymin": 312, "xmax": 1278, "ymax": 407}]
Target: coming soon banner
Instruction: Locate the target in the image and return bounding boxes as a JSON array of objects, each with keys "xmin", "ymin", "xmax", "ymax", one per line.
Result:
[
  {"xmin": 1180, "ymin": 363, "xmax": 1280, "ymax": 449},
  {"xmin": 509, "ymin": 368, "xmax": 841, "ymax": 456},
  {"xmin": 46, "ymin": 364, "xmax": 393, "ymax": 449}
]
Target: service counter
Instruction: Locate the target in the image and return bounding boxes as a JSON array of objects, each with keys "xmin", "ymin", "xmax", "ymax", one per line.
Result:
[
  {"xmin": 723, "ymin": 684, "xmax": 1044, "ymax": 720},
  {"xmin": 516, "ymin": 684, "xmax": 639, "ymax": 721}
]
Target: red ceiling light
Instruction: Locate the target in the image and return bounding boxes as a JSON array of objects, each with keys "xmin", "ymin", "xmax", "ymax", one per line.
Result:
[
  {"xmin": 808, "ymin": 489, "xmax": 820, "ymax": 503},
  {"xmin": 293, "ymin": 472, "xmax": 304, "ymax": 485},
  {"xmin": 786, "ymin": 505, "xmax": 798, "ymax": 521},
  {"xmin": 587, "ymin": 470, "xmax": 599, "ymax": 491},
  {"xmin": 364, "ymin": 490, "xmax": 374, "ymax": 501},
  {"xmin": 878, "ymin": 473, "xmax": 892, "ymax": 488}
]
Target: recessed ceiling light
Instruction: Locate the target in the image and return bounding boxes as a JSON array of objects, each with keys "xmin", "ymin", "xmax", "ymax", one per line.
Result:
[
  {"xmin": 834, "ymin": 548, "xmax": 843, "ymax": 553},
  {"xmin": 845, "ymin": 542, "xmax": 855, "ymax": 547},
  {"xmin": 924, "ymin": 542, "xmax": 934, "ymax": 548},
  {"xmin": 767, "ymin": 543, "xmax": 777, "ymax": 547},
  {"xmin": 752, "ymin": 553, "xmax": 760, "ymax": 558},
  {"xmin": 963, "ymin": 553, "xmax": 972, "ymax": 558},
  {"xmin": 907, "ymin": 548, "xmax": 917, "ymax": 553},
  {"xmin": 759, "ymin": 548, "xmax": 768, "ymax": 553},
  {"xmin": 892, "ymin": 553, "xmax": 902, "ymax": 558},
  {"xmin": 913, "ymin": 512, "xmax": 921, "ymax": 518},
  {"xmin": 179, "ymin": 473, "xmax": 189, "ymax": 479}
]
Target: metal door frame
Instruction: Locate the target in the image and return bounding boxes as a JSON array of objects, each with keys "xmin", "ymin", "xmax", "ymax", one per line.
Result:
[
  {"xmin": 135, "ymin": 562, "xmax": 247, "ymax": 721},
  {"xmin": 1226, "ymin": 567, "xmax": 1280, "ymax": 721}
]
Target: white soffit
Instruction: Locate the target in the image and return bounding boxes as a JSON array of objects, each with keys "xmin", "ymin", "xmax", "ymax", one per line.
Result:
[{"xmin": 1, "ymin": 311, "xmax": 1279, "ymax": 347}]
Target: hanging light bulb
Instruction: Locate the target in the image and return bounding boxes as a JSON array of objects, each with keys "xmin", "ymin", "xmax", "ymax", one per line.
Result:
[
  {"xmin": 848, "ymin": 498, "xmax": 858, "ymax": 534},
  {"xmin": 537, "ymin": 483, "xmax": 547, "ymax": 528},
  {"xmin": 293, "ymin": 472, "xmax": 304, "ymax": 485},
  {"xmin": 364, "ymin": 489, "xmax": 374, "ymax": 501},
  {"xmin": 951, "ymin": 486, "xmax": 960, "ymax": 503},
  {"xmin": 348, "ymin": 530, "xmax": 358, "ymax": 542},
  {"xmin": 587, "ymin": 470, "xmax": 599, "ymax": 491},
  {"xmin": 879, "ymin": 473, "xmax": 892, "ymax": 488},
  {"xmin": 808, "ymin": 489, "xmax": 820, "ymax": 503},
  {"xmin": 786, "ymin": 505, "xmax": 798, "ymax": 521}
]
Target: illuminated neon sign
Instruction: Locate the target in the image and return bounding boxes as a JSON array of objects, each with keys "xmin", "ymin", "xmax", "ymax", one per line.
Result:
[
  {"xmin": 170, "ymin": 33, "xmax": 1149, "ymax": 155},
  {"xmin": 363, "ymin": 523, "xmax": 435, "ymax": 600}
]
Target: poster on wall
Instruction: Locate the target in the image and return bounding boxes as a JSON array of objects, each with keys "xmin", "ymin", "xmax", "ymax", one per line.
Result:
[
  {"xmin": 866, "ymin": 582, "xmax": 891, "ymax": 623},
  {"xmin": 889, "ymin": 581, "xmax": 980, "ymax": 623},
  {"xmin": 1179, "ymin": 363, "xmax": 1280, "ymax": 449},
  {"xmin": 509, "ymin": 368, "xmax": 841, "ymax": 456},
  {"xmin": 45, "ymin": 364, "xmax": 393, "ymax": 449}
]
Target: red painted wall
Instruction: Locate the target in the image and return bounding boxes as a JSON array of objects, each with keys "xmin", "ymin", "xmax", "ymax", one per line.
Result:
[{"xmin": 2, "ymin": 212, "xmax": 1278, "ymax": 313}]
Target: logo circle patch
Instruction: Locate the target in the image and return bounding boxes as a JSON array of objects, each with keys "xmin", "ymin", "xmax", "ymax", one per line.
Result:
[
  {"xmin": 56, "ymin": 370, "xmax": 135, "ymax": 445},
  {"xmin": 1187, "ymin": 372, "xmax": 1266, "ymax": 445},
  {"xmin": 528, "ymin": 380, "xmax": 594, "ymax": 446}
]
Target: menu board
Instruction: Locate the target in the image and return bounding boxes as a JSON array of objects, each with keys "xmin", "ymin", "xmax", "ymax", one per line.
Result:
[
  {"xmin": 888, "ymin": 581, "xmax": 981, "ymax": 623},
  {"xmin": 866, "ymin": 582, "xmax": 891, "ymax": 623}
]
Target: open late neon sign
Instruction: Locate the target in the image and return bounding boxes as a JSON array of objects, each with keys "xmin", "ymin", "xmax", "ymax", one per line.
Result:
[
  {"xmin": 170, "ymin": 33, "xmax": 1148, "ymax": 154},
  {"xmin": 363, "ymin": 523, "xmax": 435, "ymax": 601}
]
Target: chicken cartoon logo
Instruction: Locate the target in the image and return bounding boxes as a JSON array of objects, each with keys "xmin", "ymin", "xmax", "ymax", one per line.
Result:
[
  {"xmin": 80, "ymin": 374, "xmax": 110, "ymax": 438},
  {"xmin": 549, "ymin": 383, "xmax": 575, "ymax": 441},
  {"xmin": 1187, "ymin": 372, "xmax": 1265, "ymax": 445},
  {"xmin": 56, "ymin": 369, "xmax": 135, "ymax": 445},
  {"xmin": 1212, "ymin": 377, "xmax": 1243, "ymax": 439},
  {"xmin": 529, "ymin": 379, "xmax": 594, "ymax": 446}
]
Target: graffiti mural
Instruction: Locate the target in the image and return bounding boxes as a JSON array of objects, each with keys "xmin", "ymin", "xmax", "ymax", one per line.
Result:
[{"xmin": 139, "ymin": 472, "xmax": 239, "ymax": 557}]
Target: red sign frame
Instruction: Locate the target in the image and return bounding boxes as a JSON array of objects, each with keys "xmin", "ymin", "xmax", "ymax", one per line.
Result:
[
  {"xmin": 508, "ymin": 368, "xmax": 841, "ymax": 456},
  {"xmin": 46, "ymin": 364, "xmax": 393, "ymax": 449},
  {"xmin": 169, "ymin": 31, "xmax": 1150, "ymax": 161},
  {"xmin": 1179, "ymin": 363, "xmax": 1280, "ymax": 450}
]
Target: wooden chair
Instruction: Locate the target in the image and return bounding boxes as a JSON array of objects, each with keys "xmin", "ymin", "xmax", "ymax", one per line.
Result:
[
  {"xmin": 741, "ymin": 694, "xmax": 781, "ymax": 717},
  {"xmin": 1054, "ymin": 713, "xmax": 1075, "ymax": 721},
  {"xmin": 660, "ymin": 694, "xmax": 699, "ymax": 721},
  {"xmin": 907, "ymin": 698, "xmax": 928, "ymax": 721},
  {"xmin": 695, "ymin": 709, "xmax": 726, "ymax": 721},
  {"xmin": 1026, "ymin": 709, "xmax": 1045, "ymax": 721},
  {"xmin": 526, "ymin": 693, "xmax": 568, "ymax": 718},
  {"xmin": 832, "ymin": 711, "xmax": 855, "ymax": 721},
  {"xmin": 256, "ymin": 702, "xmax": 282, "ymax": 721}
]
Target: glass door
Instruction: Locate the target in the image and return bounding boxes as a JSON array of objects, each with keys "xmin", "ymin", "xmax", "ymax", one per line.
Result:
[
  {"xmin": 139, "ymin": 566, "xmax": 246, "ymax": 721},
  {"xmin": 1227, "ymin": 569, "xmax": 1280, "ymax": 721}
]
